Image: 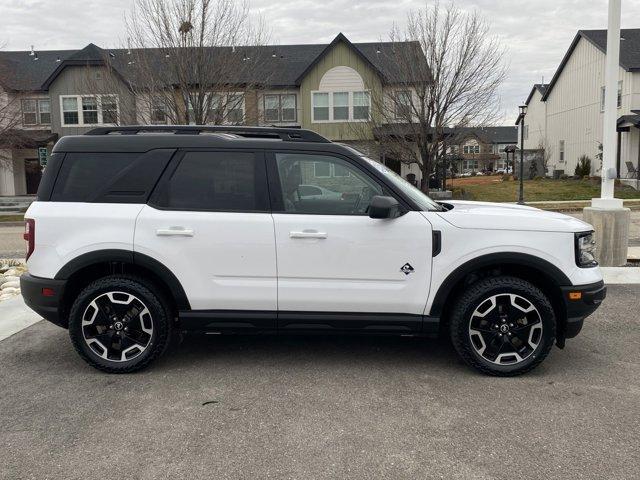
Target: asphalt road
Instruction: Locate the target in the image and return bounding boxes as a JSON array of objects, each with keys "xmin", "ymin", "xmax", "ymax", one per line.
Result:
[{"xmin": 1, "ymin": 286, "xmax": 639, "ymax": 479}]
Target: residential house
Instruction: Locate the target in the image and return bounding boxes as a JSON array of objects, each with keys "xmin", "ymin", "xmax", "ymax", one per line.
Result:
[
  {"xmin": 447, "ymin": 126, "xmax": 518, "ymax": 173},
  {"xmin": 0, "ymin": 33, "xmax": 427, "ymax": 195},
  {"xmin": 521, "ymin": 29, "xmax": 640, "ymax": 182}
]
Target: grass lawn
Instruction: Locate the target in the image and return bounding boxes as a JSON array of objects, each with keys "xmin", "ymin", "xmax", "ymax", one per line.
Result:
[
  {"xmin": 0, "ymin": 215, "xmax": 24, "ymax": 223},
  {"xmin": 450, "ymin": 178, "xmax": 640, "ymax": 203}
]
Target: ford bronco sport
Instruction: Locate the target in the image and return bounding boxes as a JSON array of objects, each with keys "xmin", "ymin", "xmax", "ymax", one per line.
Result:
[{"xmin": 20, "ymin": 126, "xmax": 606, "ymax": 375}]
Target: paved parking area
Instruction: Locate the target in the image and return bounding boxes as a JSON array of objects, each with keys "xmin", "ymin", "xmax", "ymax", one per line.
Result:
[{"xmin": 0, "ymin": 286, "xmax": 638, "ymax": 479}]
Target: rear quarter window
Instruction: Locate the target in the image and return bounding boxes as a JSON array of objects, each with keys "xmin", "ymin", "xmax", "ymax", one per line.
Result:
[{"xmin": 50, "ymin": 150, "xmax": 173, "ymax": 203}]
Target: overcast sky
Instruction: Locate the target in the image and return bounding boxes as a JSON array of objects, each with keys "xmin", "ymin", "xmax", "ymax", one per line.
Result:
[{"xmin": 2, "ymin": 0, "xmax": 640, "ymax": 124}]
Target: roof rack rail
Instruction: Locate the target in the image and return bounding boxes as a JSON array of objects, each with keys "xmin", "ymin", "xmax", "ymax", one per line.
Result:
[{"xmin": 84, "ymin": 125, "xmax": 330, "ymax": 143}]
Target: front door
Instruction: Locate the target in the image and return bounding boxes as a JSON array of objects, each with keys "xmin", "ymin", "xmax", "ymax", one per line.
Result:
[
  {"xmin": 24, "ymin": 159, "xmax": 42, "ymax": 194},
  {"xmin": 134, "ymin": 150, "xmax": 277, "ymax": 329},
  {"xmin": 269, "ymin": 151, "xmax": 433, "ymax": 332}
]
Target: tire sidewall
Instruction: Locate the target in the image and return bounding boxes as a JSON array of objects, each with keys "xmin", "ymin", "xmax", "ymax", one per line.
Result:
[
  {"xmin": 452, "ymin": 278, "xmax": 556, "ymax": 375},
  {"xmin": 68, "ymin": 276, "xmax": 170, "ymax": 372}
]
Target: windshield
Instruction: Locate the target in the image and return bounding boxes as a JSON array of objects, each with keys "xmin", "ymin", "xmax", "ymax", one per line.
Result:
[{"xmin": 363, "ymin": 158, "xmax": 444, "ymax": 212}]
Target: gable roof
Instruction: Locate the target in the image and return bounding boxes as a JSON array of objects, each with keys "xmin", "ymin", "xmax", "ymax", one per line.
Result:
[
  {"xmin": 525, "ymin": 83, "xmax": 548, "ymax": 105},
  {"xmin": 542, "ymin": 29, "xmax": 640, "ymax": 101},
  {"xmin": 0, "ymin": 35, "xmax": 424, "ymax": 92},
  {"xmin": 452, "ymin": 126, "xmax": 518, "ymax": 145}
]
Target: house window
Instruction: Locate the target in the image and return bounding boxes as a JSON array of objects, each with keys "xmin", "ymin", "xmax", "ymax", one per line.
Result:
[
  {"xmin": 463, "ymin": 159, "xmax": 479, "ymax": 170},
  {"xmin": 523, "ymin": 125, "xmax": 529, "ymax": 140},
  {"xmin": 313, "ymin": 92, "xmax": 329, "ymax": 121},
  {"xmin": 21, "ymin": 100, "xmax": 37, "ymax": 125},
  {"xmin": 208, "ymin": 93, "xmax": 224, "ymax": 124},
  {"xmin": 264, "ymin": 93, "xmax": 297, "ymax": 123},
  {"xmin": 559, "ymin": 140, "xmax": 565, "ymax": 162},
  {"xmin": 22, "ymin": 99, "xmax": 51, "ymax": 125},
  {"xmin": 150, "ymin": 97, "xmax": 168, "ymax": 124},
  {"xmin": 312, "ymin": 90, "xmax": 371, "ymax": 122},
  {"xmin": 313, "ymin": 162, "xmax": 350, "ymax": 178},
  {"xmin": 60, "ymin": 95, "xmax": 119, "ymax": 126},
  {"xmin": 62, "ymin": 97, "xmax": 79, "ymax": 125},
  {"xmin": 463, "ymin": 145, "xmax": 480, "ymax": 154},
  {"xmin": 102, "ymin": 96, "xmax": 118, "ymax": 124},
  {"xmin": 617, "ymin": 80, "xmax": 623, "ymax": 108},
  {"xmin": 188, "ymin": 92, "xmax": 244, "ymax": 124},
  {"xmin": 314, "ymin": 161, "xmax": 331, "ymax": 178},
  {"xmin": 394, "ymin": 90, "xmax": 412, "ymax": 119},
  {"xmin": 353, "ymin": 91, "xmax": 370, "ymax": 120},
  {"xmin": 600, "ymin": 81, "xmax": 623, "ymax": 111},
  {"xmin": 38, "ymin": 100, "xmax": 51, "ymax": 124},
  {"xmin": 227, "ymin": 93, "xmax": 244, "ymax": 124},
  {"xmin": 333, "ymin": 92, "xmax": 349, "ymax": 120}
]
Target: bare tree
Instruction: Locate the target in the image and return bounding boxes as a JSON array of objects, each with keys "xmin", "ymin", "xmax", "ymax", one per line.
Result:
[
  {"xmin": 0, "ymin": 47, "xmax": 23, "ymax": 168},
  {"xmin": 364, "ymin": 1, "xmax": 507, "ymax": 192},
  {"xmin": 118, "ymin": 0, "xmax": 270, "ymax": 126}
]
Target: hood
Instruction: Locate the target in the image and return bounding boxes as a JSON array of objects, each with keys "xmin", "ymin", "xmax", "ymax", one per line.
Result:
[{"xmin": 434, "ymin": 200, "xmax": 593, "ymax": 233}]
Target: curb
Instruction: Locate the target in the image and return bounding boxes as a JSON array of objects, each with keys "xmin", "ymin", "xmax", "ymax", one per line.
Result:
[{"xmin": 601, "ymin": 267, "xmax": 640, "ymax": 284}]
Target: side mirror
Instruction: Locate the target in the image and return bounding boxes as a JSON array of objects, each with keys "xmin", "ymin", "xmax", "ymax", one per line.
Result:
[{"xmin": 369, "ymin": 195, "xmax": 402, "ymax": 219}]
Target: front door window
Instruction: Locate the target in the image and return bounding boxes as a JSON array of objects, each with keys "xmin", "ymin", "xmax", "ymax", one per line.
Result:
[{"xmin": 274, "ymin": 153, "xmax": 383, "ymax": 215}]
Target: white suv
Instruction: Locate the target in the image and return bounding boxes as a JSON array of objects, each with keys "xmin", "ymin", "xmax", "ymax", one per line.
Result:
[{"xmin": 20, "ymin": 126, "xmax": 606, "ymax": 376}]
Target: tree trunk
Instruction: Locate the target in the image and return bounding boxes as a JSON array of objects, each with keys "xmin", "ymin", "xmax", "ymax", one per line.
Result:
[{"xmin": 420, "ymin": 145, "xmax": 431, "ymax": 194}]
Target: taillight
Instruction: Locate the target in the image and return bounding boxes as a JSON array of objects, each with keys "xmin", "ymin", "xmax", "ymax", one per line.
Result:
[{"xmin": 24, "ymin": 219, "xmax": 35, "ymax": 261}]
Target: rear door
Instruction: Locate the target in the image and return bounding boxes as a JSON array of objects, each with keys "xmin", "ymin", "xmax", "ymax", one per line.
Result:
[
  {"xmin": 134, "ymin": 149, "xmax": 277, "ymax": 328},
  {"xmin": 268, "ymin": 151, "xmax": 433, "ymax": 332}
]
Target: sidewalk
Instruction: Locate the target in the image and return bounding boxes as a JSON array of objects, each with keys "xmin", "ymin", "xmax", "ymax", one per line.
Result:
[{"xmin": 0, "ymin": 295, "xmax": 41, "ymax": 341}]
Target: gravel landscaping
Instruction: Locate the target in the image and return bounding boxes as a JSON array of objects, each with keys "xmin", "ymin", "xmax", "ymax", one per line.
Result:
[{"xmin": 0, "ymin": 260, "xmax": 26, "ymax": 302}]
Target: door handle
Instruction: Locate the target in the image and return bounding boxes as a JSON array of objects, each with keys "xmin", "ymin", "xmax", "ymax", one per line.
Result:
[
  {"xmin": 156, "ymin": 227, "xmax": 194, "ymax": 237},
  {"xmin": 289, "ymin": 230, "xmax": 328, "ymax": 239}
]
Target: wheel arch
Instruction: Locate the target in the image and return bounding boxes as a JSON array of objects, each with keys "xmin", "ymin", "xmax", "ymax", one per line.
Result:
[
  {"xmin": 56, "ymin": 249, "xmax": 190, "ymax": 324},
  {"xmin": 430, "ymin": 252, "xmax": 570, "ymax": 341}
]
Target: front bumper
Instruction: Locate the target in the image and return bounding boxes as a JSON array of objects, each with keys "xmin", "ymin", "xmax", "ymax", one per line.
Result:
[
  {"xmin": 20, "ymin": 273, "xmax": 68, "ymax": 328},
  {"xmin": 560, "ymin": 280, "xmax": 606, "ymax": 339}
]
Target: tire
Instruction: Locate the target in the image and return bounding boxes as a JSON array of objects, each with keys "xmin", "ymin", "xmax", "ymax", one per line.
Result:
[
  {"xmin": 68, "ymin": 275, "xmax": 173, "ymax": 373},
  {"xmin": 449, "ymin": 276, "xmax": 556, "ymax": 376}
]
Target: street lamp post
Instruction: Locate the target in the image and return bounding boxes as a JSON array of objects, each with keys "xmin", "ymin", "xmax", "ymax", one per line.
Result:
[{"xmin": 517, "ymin": 104, "xmax": 527, "ymax": 205}]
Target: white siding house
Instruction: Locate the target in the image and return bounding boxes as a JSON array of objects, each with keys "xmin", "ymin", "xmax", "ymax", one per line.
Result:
[{"xmin": 522, "ymin": 29, "xmax": 640, "ymax": 181}]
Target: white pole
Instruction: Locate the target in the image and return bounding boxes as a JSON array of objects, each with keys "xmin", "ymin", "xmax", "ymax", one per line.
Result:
[{"xmin": 600, "ymin": 0, "xmax": 621, "ymax": 202}]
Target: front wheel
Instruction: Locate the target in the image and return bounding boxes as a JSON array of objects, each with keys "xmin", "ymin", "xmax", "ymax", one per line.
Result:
[
  {"xmin": 68, "ymin": 275, "xmax": 173, "ymax": 373},
  {"xmin": 449, "ymin": 276, "xmax": 556, "ymax": 376}
]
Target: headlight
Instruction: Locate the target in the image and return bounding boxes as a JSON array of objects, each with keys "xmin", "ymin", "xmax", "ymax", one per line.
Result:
[{"xmin": 575, "ymin": 231, "xmax": 598, "ymax": 267}]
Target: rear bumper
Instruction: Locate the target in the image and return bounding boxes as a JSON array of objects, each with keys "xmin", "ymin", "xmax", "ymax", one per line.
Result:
[
  {"xmin": 19, "ymin": 273, "xmax": 68, "ymax": 328},
  {"xmin": 560, "ymin": 280, "xmax": 606, "ymax": 338}
]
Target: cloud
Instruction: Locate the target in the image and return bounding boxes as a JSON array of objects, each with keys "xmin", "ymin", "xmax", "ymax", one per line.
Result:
[{"xmin": 2, "ymin": 0, "xmax": 639, "ymax": 124}]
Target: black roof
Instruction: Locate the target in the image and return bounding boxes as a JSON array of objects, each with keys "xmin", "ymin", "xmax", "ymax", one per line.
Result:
[
  {"xmin": 525, "ymin": 83, "xmax": 549, "ymax": 105},
  {"xmin": 451, "ymin": 126, "xmax": 518, "ymax": 144},
  {"xmin": 373, "ymin": 124, "xmax": 517, "ymax": 144},
  {"xmin": 0, "ymin": 34, "xmax": 424, "ymax": 92},
  {"xmin": 542, "ymin": 29, "xmax": 640, "ymax": 101}
]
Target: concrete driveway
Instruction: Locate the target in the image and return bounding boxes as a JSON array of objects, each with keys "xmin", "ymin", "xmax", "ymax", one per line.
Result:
[{"xmin": 1, "ymin": 286, "xmax": 639, "ymax": 480}]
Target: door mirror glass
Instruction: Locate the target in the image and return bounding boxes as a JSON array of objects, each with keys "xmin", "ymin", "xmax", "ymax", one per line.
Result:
[{"xmin": 368, "ymin": 195, "xmax": 401, "ymax": 219}]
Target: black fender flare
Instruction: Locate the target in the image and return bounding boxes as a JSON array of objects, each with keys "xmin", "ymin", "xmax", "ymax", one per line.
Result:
[
  {"xmin": 429, "ymin": 252, "xmax": 572, "ymax": 317},
  {"xmin": 55, "ymin": 249, "xmax": 190, "ymax": 310}
]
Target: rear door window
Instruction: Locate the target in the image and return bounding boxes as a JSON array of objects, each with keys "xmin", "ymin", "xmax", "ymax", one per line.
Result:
[{"xmin": 154, "ymin": 151, "xmax": 269, "ymax": 212}]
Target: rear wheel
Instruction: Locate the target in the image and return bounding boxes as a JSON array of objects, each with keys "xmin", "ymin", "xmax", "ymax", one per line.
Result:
[
  {"xmin": 450, "ymin": 276, "xmax": 556, "ymax": 376},
  {"xmin": 68, "ymin": 275, "xmax": 172, "ymax": 373}
]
